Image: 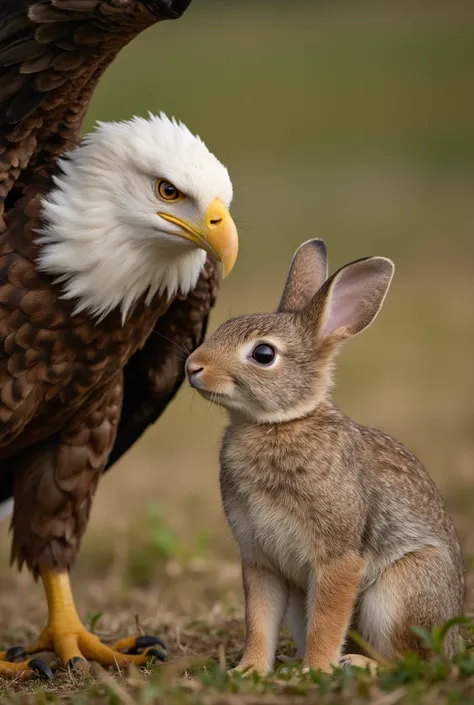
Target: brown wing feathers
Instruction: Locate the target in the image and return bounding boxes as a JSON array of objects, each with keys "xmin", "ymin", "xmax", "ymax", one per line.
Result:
[
  {"xmin": 0, "ymin": 0, "xmax": 191, "ymax": 214},
  {"xmin": 0, "ymin": 1, "xmax": 221, "ymax": 568},
  {"xmin": 11, "ymin": 375, "xmax": 124, "ymax": 573}
]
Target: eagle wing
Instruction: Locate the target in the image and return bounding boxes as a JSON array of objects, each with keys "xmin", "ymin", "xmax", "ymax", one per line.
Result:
[
  {"xmin": 0, "ymin": 0, "xmax": 219, "ymax": 497},
  {"xmin": 0, "ymin": 0, "xmax": 191, "ymax": 208}
]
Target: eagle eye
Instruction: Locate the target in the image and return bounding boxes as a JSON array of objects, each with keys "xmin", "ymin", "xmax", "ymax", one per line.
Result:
[{"xmin": 156, "ymin": 179, "xmax": 181, "ymax": 202}]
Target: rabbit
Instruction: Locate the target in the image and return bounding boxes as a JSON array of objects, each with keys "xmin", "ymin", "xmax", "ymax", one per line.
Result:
[{"xmin": 185, "ymin": 239, "xmax": 465, "ymax": 675}]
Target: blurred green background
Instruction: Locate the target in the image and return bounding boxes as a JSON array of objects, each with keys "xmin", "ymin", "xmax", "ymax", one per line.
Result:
[{"xmin": 2, "ymin": 0, "xmax": 474, "ymax": 600}]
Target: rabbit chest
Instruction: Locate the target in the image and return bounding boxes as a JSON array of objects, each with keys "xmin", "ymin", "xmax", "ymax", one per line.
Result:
[{"xmin": 220, "ymin": 421, "xmax": 361, "ymax": 590}]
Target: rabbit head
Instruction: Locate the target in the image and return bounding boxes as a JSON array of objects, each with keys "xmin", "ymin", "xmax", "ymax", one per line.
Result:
[{"xmin": 186, "ymin": 239, "xmax": 394, "ymax": 423}]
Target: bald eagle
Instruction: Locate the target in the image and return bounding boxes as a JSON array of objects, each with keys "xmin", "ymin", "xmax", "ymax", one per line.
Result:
[{"xmin": 0, "ymin": 0, "xmax": 238, "ymax": 679}]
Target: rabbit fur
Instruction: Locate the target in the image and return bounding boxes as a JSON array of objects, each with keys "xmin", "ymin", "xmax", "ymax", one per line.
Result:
[{"xmin": 186, "ymin": 240, "xmax": 465, "ymax": 675}]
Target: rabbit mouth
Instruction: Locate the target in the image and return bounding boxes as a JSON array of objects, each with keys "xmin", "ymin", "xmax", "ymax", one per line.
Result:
[
  {"xmin": 194, "ymin": 386, "xmax": 243, "ymax": 412},
  {"xmin": 196, "ymin": 388, "xmax": 228, "ymax": 404}
]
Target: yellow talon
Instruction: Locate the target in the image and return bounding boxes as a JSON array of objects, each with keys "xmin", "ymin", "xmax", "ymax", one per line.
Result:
[
  {"xmin": 0, "ymin": 658, "xmax": 52, "ymax": 680},
  {"xmin": 0, "ymin": 572, "xmax": 166, "ymax": 675}
]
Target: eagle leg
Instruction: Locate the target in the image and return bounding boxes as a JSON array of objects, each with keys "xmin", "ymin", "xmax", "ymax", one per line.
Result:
[{"xmin": 1, "ymin": 572, "xmax": 166, "ymax": 674}]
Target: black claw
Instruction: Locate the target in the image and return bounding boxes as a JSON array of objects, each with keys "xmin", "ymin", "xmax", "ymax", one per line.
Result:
[
  {"xmin": 144, "ymin": 648, "xmax": 167, "ymax": 663},
  {"xmin": 5, "ymin": 646, "xmax": 26, "ymax": 662},
  {"xmin": 67, "ymin": 656, "xmax": 87, "ymax": 671},
  {"xmin": 28, "ymin": 659, "xmax": 53, "ymax": 680},
  {"xmin": 128, "ymin": 635, "xmax": 167, "ymax": 655}
]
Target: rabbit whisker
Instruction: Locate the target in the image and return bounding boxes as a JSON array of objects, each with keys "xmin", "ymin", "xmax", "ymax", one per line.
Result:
[{"xmin": 149, "ymin": 329, "xmax": 191, "ymax": 357}]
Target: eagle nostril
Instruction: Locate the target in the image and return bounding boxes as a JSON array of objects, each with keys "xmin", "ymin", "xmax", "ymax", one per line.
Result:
[{"xmin": 209, "ymin": 217, "xmax": 222, "ymax": 227}]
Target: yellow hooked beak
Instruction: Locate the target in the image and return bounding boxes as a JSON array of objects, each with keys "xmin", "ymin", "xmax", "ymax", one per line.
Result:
[{"xmin": 158, "ymin": 198, "xmax": 238, "ymax": 278}]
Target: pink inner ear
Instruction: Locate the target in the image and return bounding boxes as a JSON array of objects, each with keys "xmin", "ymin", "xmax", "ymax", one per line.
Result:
[{"xmin": 320, "ymin": 266, "xmax": 373, "ymax": 337}]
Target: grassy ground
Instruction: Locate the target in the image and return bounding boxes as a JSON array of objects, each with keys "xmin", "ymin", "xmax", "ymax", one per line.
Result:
[{"xmin": 1, "ymin": 1, "xmax": 474, "ymax": 702}]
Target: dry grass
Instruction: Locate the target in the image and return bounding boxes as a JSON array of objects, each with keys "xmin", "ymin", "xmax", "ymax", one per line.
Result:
[
  {"xmin": 1, "ymin": 1, "xmax": 474, "ymax": 702},
  {"xmin": 0, "ymin": 562, "xmax": 474, "ymax": 704}
]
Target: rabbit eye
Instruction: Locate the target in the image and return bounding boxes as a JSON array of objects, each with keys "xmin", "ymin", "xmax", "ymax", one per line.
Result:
[{"xmin": 251, "ymin": 344, "xmax": 276, "ymax": 365}]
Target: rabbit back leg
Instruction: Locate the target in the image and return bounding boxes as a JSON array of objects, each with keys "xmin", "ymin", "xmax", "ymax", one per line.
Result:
[{"xmin": 356, "ymin": 547, "xmax": 463, "ymax": 660}]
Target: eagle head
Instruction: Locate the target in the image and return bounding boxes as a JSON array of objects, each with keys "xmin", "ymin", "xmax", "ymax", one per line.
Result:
[{"xmin": 37, "ymin": 112, "xmax": 237, "ymax": 323}]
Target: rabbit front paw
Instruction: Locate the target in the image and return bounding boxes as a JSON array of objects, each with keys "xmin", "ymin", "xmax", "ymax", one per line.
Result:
[
  {"xmin": 302, "ymin": 661, "xmax": 335, "ymax": 675},
  {"xmin": 229, "ymin": 661, "xmax": 271, "ymax": 677}
]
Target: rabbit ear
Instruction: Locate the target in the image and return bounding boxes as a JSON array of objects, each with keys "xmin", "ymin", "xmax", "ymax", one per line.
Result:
[
  {"xmin": 309, "ymin": 256, "xmax": 394, "ymax": 340},
  {"xmin": 277, "ymin": 239, "xmax": 328, "ymax": 313}
]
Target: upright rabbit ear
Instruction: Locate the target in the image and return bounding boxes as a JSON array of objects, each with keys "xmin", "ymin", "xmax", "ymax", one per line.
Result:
[
  {"xmin": 277, "ymin": 239, "xmax": 328, "ymax": 313},
  {"xmin": 310, "ymin": 256, "xmax": 394, "ymax": 340}
]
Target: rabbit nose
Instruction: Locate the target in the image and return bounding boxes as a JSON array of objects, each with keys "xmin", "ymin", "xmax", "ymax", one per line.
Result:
[{"xmin": 186, "ymin": 360, "xmax": 204, "ymax": 386}]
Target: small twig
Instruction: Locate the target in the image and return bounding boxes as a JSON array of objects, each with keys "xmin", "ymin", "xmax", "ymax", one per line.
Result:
[
  {"xmin": 134, "ymin": 614, "xmax": 145, "ymax": 637},
  {"xmin": 92, "ymin": 663, "xmax": 134, "ymax": 705},
  {"xmin": 371, "ymin": 687, "xmax": 407, "ymax": 705},
  {"xmin": 175, "ymin": 625, "xmax": 187, "ymax": 653},
  {"xmin": 218, "ymin": 643, "xmax": 227, "ymax": 671}
]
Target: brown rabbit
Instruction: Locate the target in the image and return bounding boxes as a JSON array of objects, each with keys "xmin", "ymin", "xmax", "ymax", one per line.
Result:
[{"xmin": 186, "ymin": 240, "xmax": 465, "ymax": 675}]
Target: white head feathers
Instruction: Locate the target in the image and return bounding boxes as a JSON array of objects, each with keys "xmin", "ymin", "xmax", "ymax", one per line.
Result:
[{"xmin": 37, "ymin": 112, "xmax": 233, "ymax": 323}]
